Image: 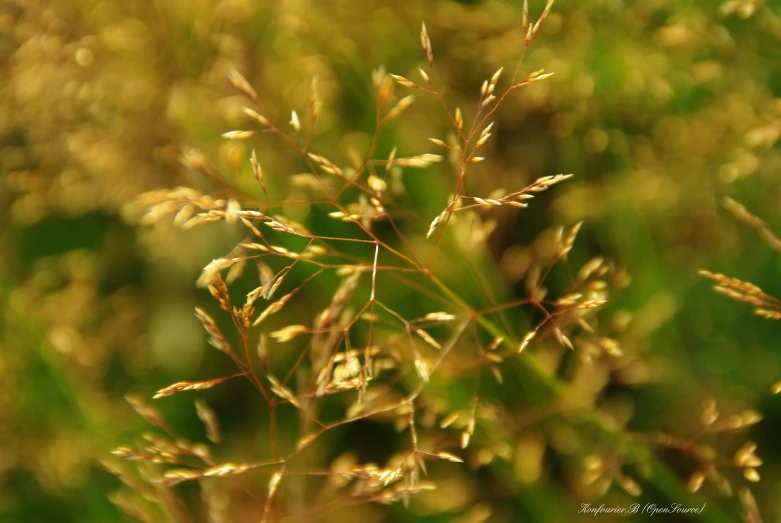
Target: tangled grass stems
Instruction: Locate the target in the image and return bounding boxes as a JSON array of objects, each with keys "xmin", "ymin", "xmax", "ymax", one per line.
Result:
[{"xmin": 108, "ymin": 3, "xmax": 759, "ymax": 521}]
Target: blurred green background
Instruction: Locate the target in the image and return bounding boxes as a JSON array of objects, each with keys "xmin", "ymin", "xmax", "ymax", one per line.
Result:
[{"xmin": 2, "ymin": 0, "xmax": 781, "ymax": 521}]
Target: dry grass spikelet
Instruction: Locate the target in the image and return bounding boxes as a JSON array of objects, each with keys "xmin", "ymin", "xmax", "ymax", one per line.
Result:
[{"xmin": 109, "ymin": 4, "xmax": 764, "ymax": 520}]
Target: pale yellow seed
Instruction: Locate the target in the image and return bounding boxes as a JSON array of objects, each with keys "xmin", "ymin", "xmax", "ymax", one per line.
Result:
[
  {"xmin": 687, "ymin": 471, "xmax": 706, "ymax": 493},
  {"xmin": 518, "ymin": 330, "xmax": 536, "ymax": 353},
  {"xmin": 743, "ymin": 468, "xmax": 760, "ymax": 482},
  {"xmin": 435, "ymin": 451, "xmax": 463, "ymax": 463},
  {"xmin": 222, "ymin": 130, "xmax": 256, "ymax": 140},
  {"xmin": 290, "ymin": 110, "xmax": 301, "ymax": 132}
]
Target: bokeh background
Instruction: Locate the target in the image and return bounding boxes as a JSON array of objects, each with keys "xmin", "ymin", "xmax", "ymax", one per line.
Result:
[{"xmin": 2, "ymin": 0, "xmax": 781, "ymax": 521}]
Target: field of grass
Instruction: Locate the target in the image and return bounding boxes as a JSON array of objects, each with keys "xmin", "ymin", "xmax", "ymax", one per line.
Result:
[{"xmin": 2, "ymin": 0, "xmax": 781, "ymax": 521}]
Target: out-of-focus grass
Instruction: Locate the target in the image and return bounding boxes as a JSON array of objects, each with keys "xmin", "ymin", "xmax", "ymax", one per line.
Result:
[{"xmin": 2, "ymin": 0, "xmax": 781, "ymax": 521}]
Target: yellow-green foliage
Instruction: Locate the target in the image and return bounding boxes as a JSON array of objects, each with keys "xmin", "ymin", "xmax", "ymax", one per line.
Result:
[{"xmin": 2, "ymin": 1, "xmax": 780, "ymax": 522}]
